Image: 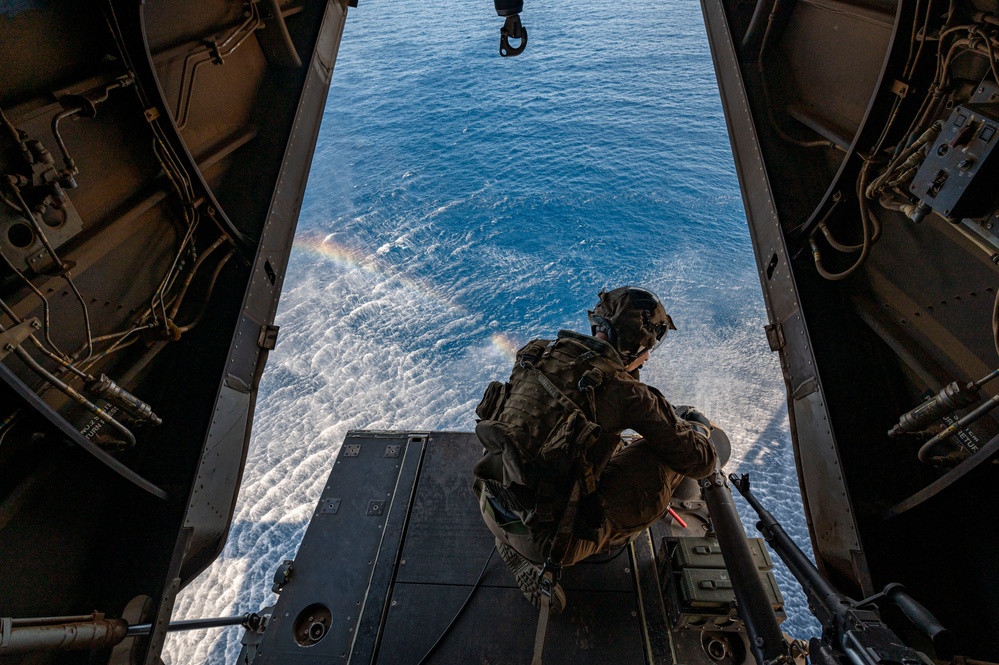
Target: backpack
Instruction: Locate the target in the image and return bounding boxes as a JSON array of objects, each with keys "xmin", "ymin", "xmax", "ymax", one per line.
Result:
[{"xmin": 472, "ymin": 337, "xmax": 616, "ymax": 561}]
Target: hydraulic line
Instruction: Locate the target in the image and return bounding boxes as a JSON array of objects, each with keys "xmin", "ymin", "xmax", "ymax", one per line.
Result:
[
  {"xmin": 1, "ymin": 87, "xmax": 144, "ymax": 363},
  {"xmin": 810, "ymin": 195, "xmax": 864, "ymax": 253},
  {"xmin": 0, "ymin": 106, "xmax": 21, "ymax": 144},
  {"xmin": 0, "ymin": 248, "xmax": 64, "ymax": 357},
  {"xmin": 742, "ymin": 0, "xmax": 777, "ymax": 53},
  {"xmin": 89, "ymin": 323, "xmax": 156, "ymax": 346},
  {"xmin": 868, "ymin": 0, "xmax": 934, "ymax": 156},
  {"xmin": 867, "ymin": 122, "xmax": 942, "ymax": 197},
  {"xmin": 64, "ymin": 277, "xmax": 93, "ymax": 361},
  {"xmin": 80, "ymin": 237, "xmax": 230, "ymax": 366},
  {"xmin": 859, "ymin": 166, "xmax": 882, "ymax": 243},
  {"xmin": 176, "ymin": 250, "xmax": 234, "ymax": 333},
  {"xmin": 973, "ymin": 367, "xmax": 999, "ymax": 389},
  {"xmin": 993, "ymin": 289, "xmax": 999, "ymax": 358},
  {"xmin": 978, "ymin": 26, "xmax": 999, "ymax": 82},
  {"xmin": 102, "ymin": 0, "xmax": 250, "ymax": 254},
  {"xmin": 174, "ymin": 5, "xmax": 261, "ymax": 129},
  {"xmin": 50, "ymin": 108, "xmax": 82, "ymax": 176},
  {"xmin": 818, "ymin": 222, "xmax": 862, "ymax": 253},
  {"xmin": 8, "ymin": 343, "xmax": 136, "ymax": 449},
  {"xmin": 0, "ymin": 304, "xmax": 89, "ymax": 382},
  {"xmin": 905, "ymin": 0, "xmax": 938, "ymax": 80},
  {"xmin": 4, "ymin": 182, "xmax": 94, "ymax": 359},
  {"xmin": 168, "ymin": 236, "xmax": 227, "ymax": 320},
  {"xmin": 0, "ymin": 225, "xmax": 161, "ymax": 402},
  {"xmin": 757, "ymin": 0, "xmax": 839, "ymax": 150},
  {"xmin": 918, "ymin": 394, "xmax": 999, "ymax": 462},
  {"xmin": 810, "ymin": 165, "xmax": 874, "ymax": 280},
  {"xmin": 150, "ymin": 215, "xmax": 199, "ymax": 325},
  {"xmin": 153, "ymin": 137, "xmax": 194, "ymax": 204},
  {"xmin": 893, "ymin": 21, "xmax": 970, "ymax": 152},
  {"xmin": 80, "ymin": 333, "xmax": 144, "ymax": 372},
  {"xmin": 901, "ymin": 0, "xmax": 925, "ymax": 79},
  {"xmin": 50, "ymin": 77, "xmax": 132, "ymax": 177},
  {"xmin": 148, "ymin": 134, "xmax": 202, "ymax": 334},
  {"xmin": 0, "ymin": 188, "xmax": 20, "ymax": 211}
]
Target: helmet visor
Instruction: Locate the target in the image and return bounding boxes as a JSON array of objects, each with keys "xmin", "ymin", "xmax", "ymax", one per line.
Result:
[{"xmin": 628, "ymin": 287, "xmax": 675, "ymax": 356}]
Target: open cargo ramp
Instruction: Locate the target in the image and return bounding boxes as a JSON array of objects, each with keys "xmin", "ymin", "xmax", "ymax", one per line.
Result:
[{"xmin": 239, "ymin": 430, "xmax": 777, "ymax": 665}]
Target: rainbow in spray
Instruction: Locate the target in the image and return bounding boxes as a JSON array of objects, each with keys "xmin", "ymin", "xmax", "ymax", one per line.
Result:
[
  {"xmin": 293, "ymin": 231, "xmax": 461, "ymax": 312},
  {"xmin": 294, "ymin": 232, "xmax": 526, "ymax": 365},
  {"xmin": 489, "ymin": 332, "xmax": 521, "ymax": 364}
]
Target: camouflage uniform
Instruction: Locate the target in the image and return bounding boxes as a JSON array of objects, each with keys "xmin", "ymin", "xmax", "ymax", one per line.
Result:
[{"xmin": 473, "ymin": 329, "xmax": 717, "ymax": 567}]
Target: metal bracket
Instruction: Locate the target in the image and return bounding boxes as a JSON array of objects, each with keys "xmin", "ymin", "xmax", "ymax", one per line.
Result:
[
  {"xmin": 321, "ymin": 498, "xmax": 341, "ymax": 514},
  {"xmin": 0, "ymin": 318, "xmax": 40, "ymax": 360},
  {"xmin": 384, "ymin": 444, "xmax": 400, "ymax": 458},
  {"xmin": 258, "ymin": 324, "xmax": 279, "ymax": 350},
  {"xmin": 344, "ymin": 444, "xmax": 361, "ymax": 457},
  {"xmin": 1, "ymin": 616, "xmax": 11, "ymax": 648},
  {"xmin": 366, "ymin": 500, "xmax": 385, "ymax": 516},
  {"xmin": 764, "ymin": 323, "xmax": 785, "ymax": 352},
  {"xmin": 272, "ymin": 560, "xmax": 294, "ymax": 593}
]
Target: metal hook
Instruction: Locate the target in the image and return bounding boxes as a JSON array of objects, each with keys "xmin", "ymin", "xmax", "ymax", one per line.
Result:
[{"xmin": 500, "ymin": 15, "xmax": 528, "ymax": 57}]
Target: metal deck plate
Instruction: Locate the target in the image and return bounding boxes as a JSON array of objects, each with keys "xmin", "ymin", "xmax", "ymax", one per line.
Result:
[
  {"xmin": 377, "ymin": 583, "xmax": 644, "ymax": 663},
  {"xmin": 252, "ymin": 431, "xmax": 425, "ymax": 664},
  {"xmin": 249, "ymin": 430, "xmax": 648, "ymax": 664}
]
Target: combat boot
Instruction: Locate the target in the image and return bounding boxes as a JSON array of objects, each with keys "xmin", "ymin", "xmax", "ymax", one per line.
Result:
[{"xmin": 496, "ymin": 539, "xmax": 566, "ymax": 614}]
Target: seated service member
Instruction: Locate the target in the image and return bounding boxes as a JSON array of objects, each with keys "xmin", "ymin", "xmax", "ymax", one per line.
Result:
[{"xmin": 472, "ymin": 286, "xmax": 718, "ymax": 613}]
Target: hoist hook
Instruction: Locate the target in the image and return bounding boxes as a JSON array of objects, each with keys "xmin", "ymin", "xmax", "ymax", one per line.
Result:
[{"xmin": 500, "ymin": 14, "xmax": 528, "ymax": 57}]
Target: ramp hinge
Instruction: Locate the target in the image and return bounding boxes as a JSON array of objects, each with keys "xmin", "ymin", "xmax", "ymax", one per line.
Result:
[
  {"xmin": 764, "ymin": 323, "xmax": 784, "ymax": 352},
  {"xmin": 258, "ymin": 324, "xmax": 280, "ymax": 350}
]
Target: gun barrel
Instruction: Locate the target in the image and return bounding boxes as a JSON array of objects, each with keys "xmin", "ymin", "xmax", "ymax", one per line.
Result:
[
  {"xmin": 702, "ymin": 469, "xmax": 788, "ymax": 665},
  {"xmin": 730, "ymin": 474, "xmax": 846, "ymax": 618},
  {"xmin": 730, "ymin": 475, "xmax": 946, "ymax": 665}
]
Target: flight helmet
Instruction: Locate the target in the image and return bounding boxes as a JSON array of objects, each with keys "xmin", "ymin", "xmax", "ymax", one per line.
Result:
[{"xmin": 588, "ymin": 286, "xmax": 676, "ymax": 363}]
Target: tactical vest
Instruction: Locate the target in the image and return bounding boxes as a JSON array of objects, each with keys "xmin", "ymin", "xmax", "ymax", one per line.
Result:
[{"xmin": 472, "ymin": 335, "xmax": 621, "ymax": 559}]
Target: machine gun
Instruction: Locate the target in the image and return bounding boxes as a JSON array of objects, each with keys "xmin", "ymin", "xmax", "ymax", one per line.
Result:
[{"xmin": 728, "ymin": 473, "xmax": 954, "ymax": 665}]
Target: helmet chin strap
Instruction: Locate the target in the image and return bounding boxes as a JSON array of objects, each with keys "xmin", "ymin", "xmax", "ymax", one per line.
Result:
[
  {"xmin": 624, "ymin": 350, "xmax": 650, "ymax": 373},
  {"xmin": 594, "ymin": 325, "xmax": 645, "ymax": 367}
]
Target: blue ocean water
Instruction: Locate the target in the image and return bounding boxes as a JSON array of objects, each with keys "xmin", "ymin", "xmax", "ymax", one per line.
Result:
[{"xmin": 166, "ymin": 0, "xmax": 821, "ymax": 660}]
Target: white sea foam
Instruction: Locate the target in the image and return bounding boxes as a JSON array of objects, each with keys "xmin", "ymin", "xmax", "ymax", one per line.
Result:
[{"xmin": 164, "ymin": 236, "xmax": 815, "ymax": 665}]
